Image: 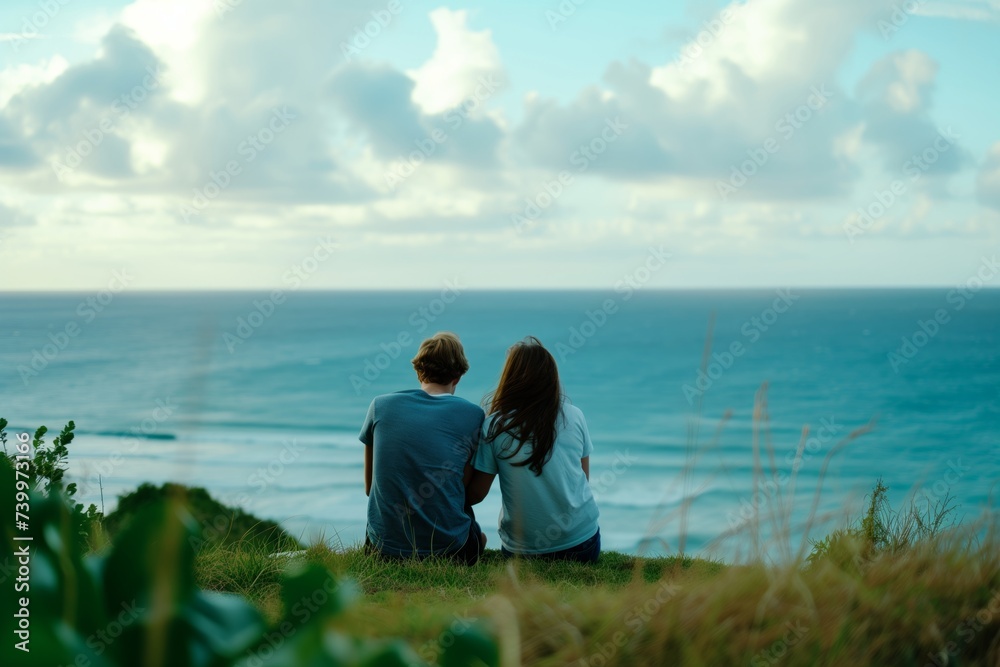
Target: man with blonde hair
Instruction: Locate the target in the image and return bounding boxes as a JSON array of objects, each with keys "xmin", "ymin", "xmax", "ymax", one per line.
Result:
[{"xmin": 360, "ymin": 332, "xmax": 486, "ymax": 564}]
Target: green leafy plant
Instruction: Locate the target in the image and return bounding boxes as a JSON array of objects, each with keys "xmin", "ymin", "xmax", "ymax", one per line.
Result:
[
  {"xmin": 2, "ymin": 419, "xmax": 104, "ymax": 547},
  {"xmin": 29, "ymin": 421, "xmax": 73, "ymax": 493},
  {"xmin": 808, "ymin": 477, "xmax": 959, "ymax": 568},
  {"xmin": 0, "ymin": 418, "xmax": 500, "ymax": 667}
]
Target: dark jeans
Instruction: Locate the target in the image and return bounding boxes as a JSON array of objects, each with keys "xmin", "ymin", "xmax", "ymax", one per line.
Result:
[
  {"xmin": 364, "ymin": 505, "xmax": 485, "ymax": 566},
  {"xmin": 501, "ymin": 528, "xmax": 601, "ymax": 564}
]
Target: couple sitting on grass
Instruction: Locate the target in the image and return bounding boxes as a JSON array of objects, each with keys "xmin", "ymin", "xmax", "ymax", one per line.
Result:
[{"xmin": 360, "ymin": 332, "xmax": 601, "ymax": 565}]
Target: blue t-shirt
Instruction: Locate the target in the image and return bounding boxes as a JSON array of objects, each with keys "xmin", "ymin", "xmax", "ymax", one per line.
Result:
[
  {"xmin": 473, "ymin": 401, "xmax": 600, "ymax": 554},
  {"xmin": 360, "ymin": 389, "xmax": 485, "ymax": 557}
]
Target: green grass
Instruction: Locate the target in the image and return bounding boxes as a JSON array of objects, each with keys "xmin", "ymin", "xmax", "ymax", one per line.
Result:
[
  {"xmin": 194, "ymin": 527, "xmax": 1000, "ymax": 666},
  {"xmin": 196, "ymin": 542, "xmax": 726, "ymax": 620},
  {"xmin": 186, "ymin": 465, "xmax": 998, "ymax": 666}
]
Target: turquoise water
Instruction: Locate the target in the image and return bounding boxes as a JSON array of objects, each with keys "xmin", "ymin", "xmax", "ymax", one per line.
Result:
[{"xmin": 2, "ymin": 290, "xmax": 998, "ymax": 559}]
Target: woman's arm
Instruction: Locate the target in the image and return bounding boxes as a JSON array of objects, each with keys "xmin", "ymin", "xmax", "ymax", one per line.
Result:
[
  {"xmin": 581, "ymin": 456, "xmax": 590, "ymax": 480},
  {"xmin": 364, "ymin": 444, "xmax": 373, "ymax": 496},
  {"xmin": 466, "ymin": 469, "xmax": 496, "ymax": 506}
]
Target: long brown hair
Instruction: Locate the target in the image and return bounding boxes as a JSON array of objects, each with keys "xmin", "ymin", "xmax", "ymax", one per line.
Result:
[{"xmin": 485, "ymin": 337, "xmax": 562, "ymax": 476}]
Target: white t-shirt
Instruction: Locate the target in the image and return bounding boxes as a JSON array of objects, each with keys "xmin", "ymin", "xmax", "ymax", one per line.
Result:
[{"xmin": 473, "ymin": 401, "xmax": 600, "ymax": 554}]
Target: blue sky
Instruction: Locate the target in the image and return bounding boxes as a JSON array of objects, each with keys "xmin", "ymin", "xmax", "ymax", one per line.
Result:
[{"xmin": 1, "ymin": 0, "xmax": 998, "ymax": 290}]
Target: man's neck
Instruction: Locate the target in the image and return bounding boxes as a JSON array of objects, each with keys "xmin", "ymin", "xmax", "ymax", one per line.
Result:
[{"xmin": 420, "ymin": 381, "xmax": 455, "ymax": 396}]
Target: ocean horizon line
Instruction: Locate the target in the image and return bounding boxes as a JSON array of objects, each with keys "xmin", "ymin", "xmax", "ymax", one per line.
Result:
[{"xmin": 6, "ymin": 286, "xmax": 1000, "ymax": 295}]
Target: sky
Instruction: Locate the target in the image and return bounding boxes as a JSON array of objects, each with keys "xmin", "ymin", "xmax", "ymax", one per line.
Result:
[{"xmin": 1, "ymin": 0, "xmax": 999, "ymax": 290}]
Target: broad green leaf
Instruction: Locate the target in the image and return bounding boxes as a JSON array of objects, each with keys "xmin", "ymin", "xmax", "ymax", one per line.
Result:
[
  {"xmin": 439, "ymin": 623, "xmax": 501, "ymax": 667},
  {"xmin": 183, "ymin": 590, "xmax": 267, "ymax": 661},
  {"xmin": 280, "ymin": 561, "xmax": 357, "ymax": 622}
]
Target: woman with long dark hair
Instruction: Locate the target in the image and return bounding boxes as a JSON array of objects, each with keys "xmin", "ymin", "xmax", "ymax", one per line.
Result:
[{"xmin": 466, "ymin": 337, "xmax": 601, "ymax": 562}]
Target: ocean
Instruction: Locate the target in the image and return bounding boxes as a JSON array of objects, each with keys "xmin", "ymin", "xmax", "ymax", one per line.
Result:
[{"xmin": 2, "ymin": 289, "xmax": 998, "ymax": 560}]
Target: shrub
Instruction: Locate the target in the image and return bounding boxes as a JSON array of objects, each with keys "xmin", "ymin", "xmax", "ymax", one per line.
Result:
[
  {"xmin": 807, "ymin": 476, "xmax": 959, "ymax": 569},
  {"xmin": 104, "ymin": 482, "xmax": 300, "ymax": 554}
]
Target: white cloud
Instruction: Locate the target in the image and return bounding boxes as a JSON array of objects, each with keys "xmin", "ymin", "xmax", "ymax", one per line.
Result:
[
  {"xmin": 406, "ymin": 8, "xmax": 504, "ymax": 115},
  {"xmin": 650, "ymin": 1, "xmax": 788, "ymax": 105},
  {"xmin": 649, "ymin": 0, "xmax": 885, "ymax": 107},
  {"xmin": 0, "ymin": 0, "xmax": 994, "ymax": 290},
  {"xmin": 977, "ymin": 142, "xmax": 1000, "ymax": 209},
  {"xmin": 514, "ymin": 0, "xmax": 894, "ymax": 199},
  {"xmin": 833, "ymin": 123, "xmax": 867, "ymax": 161},
  {"xmin": 915, "ymin": 0, "xmax": 1000, "ymax": 21},
  {"xmin": 861, "ymin": 50, "xmax": 937, "ymax": 114},
  {"xmin": 119, "ymin": 0, "xmax": 218, "ymax": 104},
  {"xmin": 129, "ymin": 131, "xmax": 170, "ymax": 175},
  {"xmin": 0, "ymin": 56, "xmax": 68, "ymax": 107},
  {"xmin": 855, "ymin": 50, "xmax": 970, "ymax": 182}
]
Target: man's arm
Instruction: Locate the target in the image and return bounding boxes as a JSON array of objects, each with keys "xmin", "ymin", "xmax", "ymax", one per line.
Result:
[
  {"xmin": 364, "ymin": 444, "xmax": 373, "ymax": 496},
  {"xmin": 359, "ymin": 400, "xmax": 376, "ymax": 497},
  {"xmin": 581, "ymin": 456, "xmax": 590, "ymax": 480},
  {"xmin": 466, "ymin": 470, "xmax": 495, "ymax": 506}
]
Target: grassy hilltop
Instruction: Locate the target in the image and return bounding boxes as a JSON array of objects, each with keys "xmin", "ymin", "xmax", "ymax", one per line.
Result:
[
  {"xmin": 3, "ymin": 417, "xmax": 999, "ymax": 666},
  {"xmin": 195, "ymin": 533, "xmax": 999, "ymax": 667}
]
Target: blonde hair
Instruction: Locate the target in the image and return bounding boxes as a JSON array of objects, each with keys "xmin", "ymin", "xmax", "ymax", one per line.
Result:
[{"xmin": 411, "ymin": 332, "xmax": 470, "ymax": 384}]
